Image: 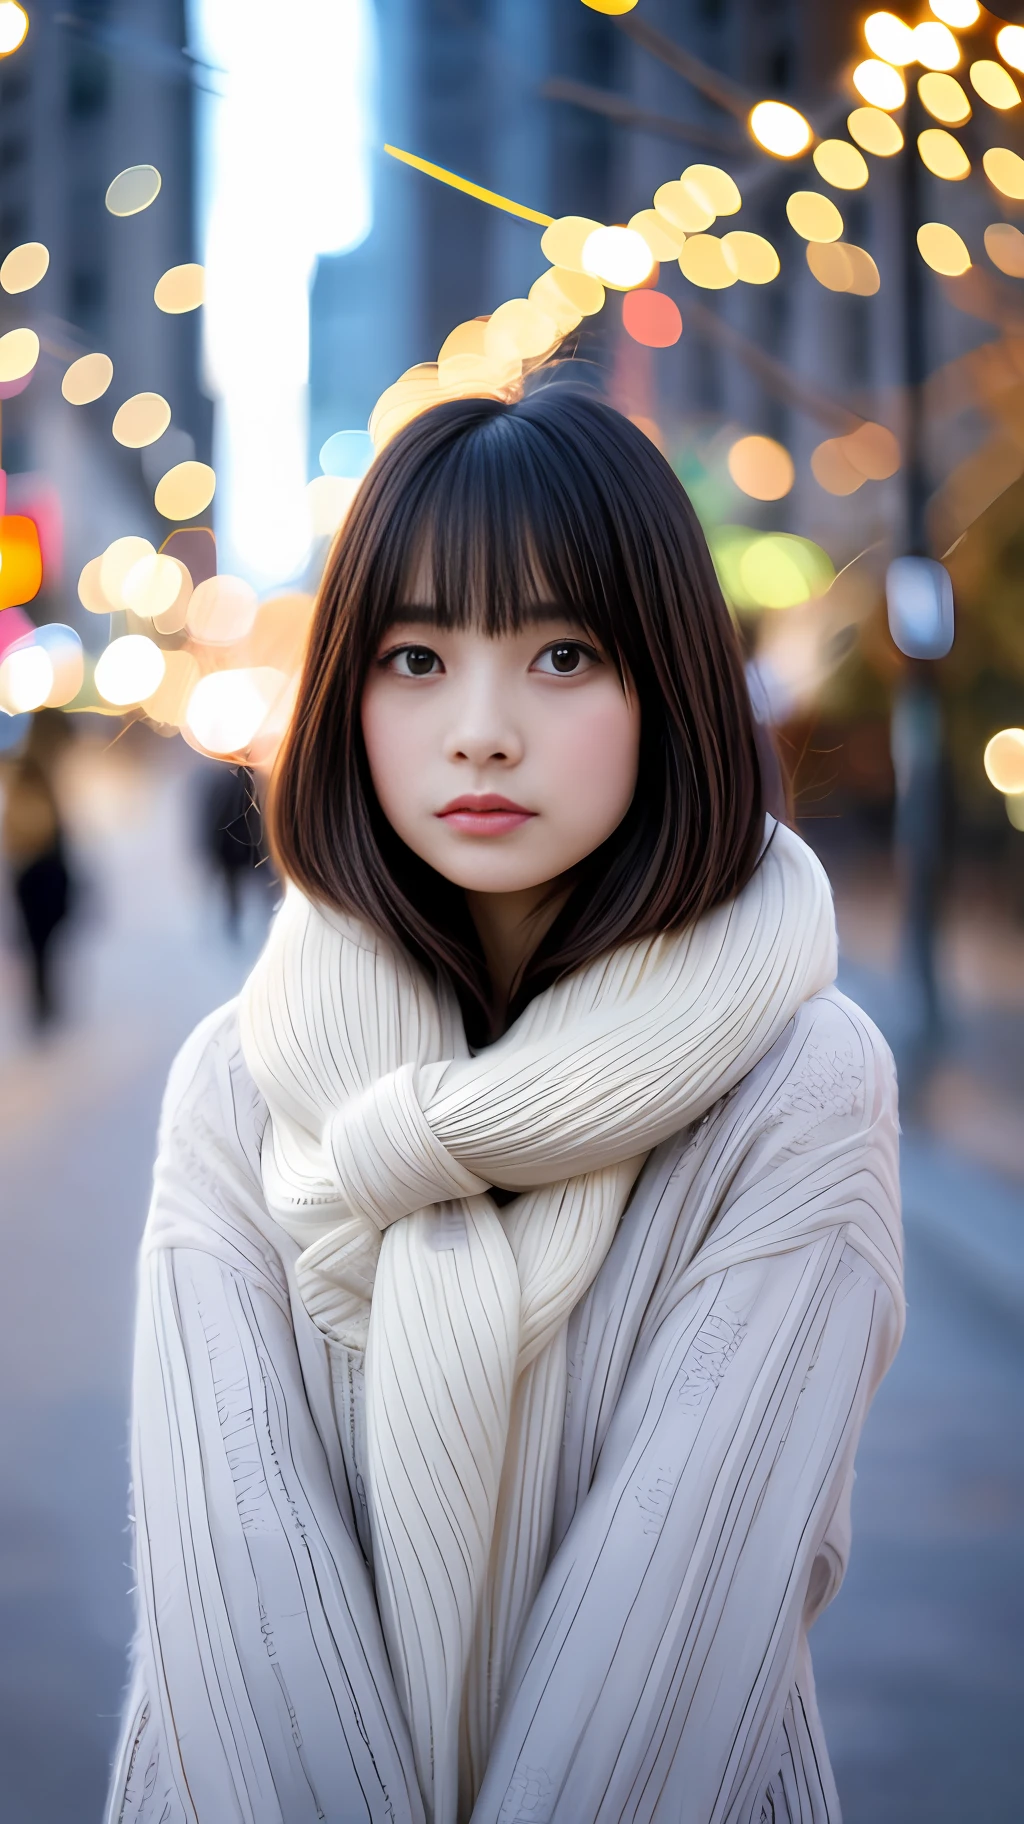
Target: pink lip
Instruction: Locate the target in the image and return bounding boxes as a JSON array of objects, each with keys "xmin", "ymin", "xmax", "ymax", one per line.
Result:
[{"xmin": 437, "ymin": 793, "xmax": 536, "ymax": 835}]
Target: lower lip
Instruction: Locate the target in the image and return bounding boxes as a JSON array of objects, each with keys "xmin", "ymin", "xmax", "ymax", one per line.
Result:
[{"xmin": 438, "ymin": 809, "xmax": 535, "ymax": 835}]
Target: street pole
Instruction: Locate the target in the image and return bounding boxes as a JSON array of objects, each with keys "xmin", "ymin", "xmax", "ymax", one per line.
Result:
[{"xmin": 893, "ymin": 78, "xmax": 944, "ymax": 1043}]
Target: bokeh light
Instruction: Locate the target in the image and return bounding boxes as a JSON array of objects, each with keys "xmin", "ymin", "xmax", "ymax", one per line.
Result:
[
  {"xmin": 319, "ymin": 428, "xmax": 374, "ymax": 478},
  {"xmin": 806, "ymin": 241, "xmax": 881, "ymax": 294},
  {"xmin": 653, "ymin": 180, "xmax": 714, "ymax": 234},
  {"xmin": 150, "ymin": 558, "xmax": 194, "ymax": 636},
  {"xmin": 678, "ymin": 235, "xmax": 737, "ymax": 289},
  {"xmin": 0, "ymin": 327, "xmax": 39, "ymax": 383},
  {"xmin": 112, "ymin": 392, "xmax": 172, "ymax": 449},
  {"xmin": 0, "ymin": 242, "xmax": 48, "ymax": 293},
  {"xmin": 61, "ymin": 352, "xmax": 113, "ymax": 404},
  {"xmin": 30, "ymin": 624, "xmax": 84, "ymax": 707},
  {"xmin": 0, "ymin": 2, "xmax": 28, "ymax": 55},
  {"xmin": 913, "ymin": 22, "xmax": 960, "ymax": 71},
  {"xmin": 969, "ymin": 61, "xmax": 1019, "ymax": 110},
  {"xmin": 186, "ymin": 573, "xmax": 259, "ymax": 644},
  {"xmin": 917, "ymin": 221, "xmax": 971, "ymax": 273},
  {"xmin": 710, "ymin": 525, "xmax": 834, "ymax": 609},
  {"xmin": 983, "ymin": 727, "xmax": 1024, "ymax": 793},
  {"xmin": 185, "ymin": 667, "xmax": 283, "ymax": 754},
  {"xmin": 582, "ymin": 226, "xmax": 654, "ymax": 289},
  {"xmin": 100, "ymin": 536, "xmax": 156, "ymax": 610},
  {"xmin": 539, "ymin": 216, "xmax": 604, "ymax": 273},
  {"xmin": 864, "ymin": 12, "xmax": 916, "ymax": 64},
  {"xmin": 845, "ymin": 420, "xmax": 901, "ymax": 478},
  {"xmin": 488, "ymin": 297, "xmax": 560, "ymax": 356},
  {"xmin": 983, "ymin": 147, "xmax": 1024, "ymax": 199},
  {"xmin": 919, "ymin": 73, "xmax": 971, "ymax": 123},
  {"xmin": 0, "ymin": 644, "xmax": 52, "ymax": 715},
  {"xmin": 307, "ymin": 474, "xmax": 361, "ymax": 536},
  {"xmin": 984, "ymin": 222, "xmax": 1024, "ymax": 276},
  {"xmin": 627, "ymin": 210, "xmax": 685, "ymax": 261},
  {"xmin": 154, "ymin": 263, "xmax": 205, "ymax": 313},
  {"xmin": 154, "ymin": 461, "xmax": 217, "ymax": 520},
  {"xmin": 622, "ymin": 289, "xmax": 682, "ymax": 347},
  {"xmin": 727, "ymin": 434, "xmax": 794, "ymax": 500},
  {"xmin": 1007, "ymin": 792, "xmax": 1024, "ymax": 831},
  {"xmin": 853, "ymin": 61, "xmax": 907, "ymax": 110},
  {"xmin": 918, "ymin": 129, "xmax": 971, "ymax": 181},
  {"xmin": 0, "ymin": 515, "xmax": 42, "ymax": 608},
  {"xmin": 94, "ymin": 634, "xmax": 166, "ymax": 706},
  {"xmin": 122, "ymin": 552, "xmax": 186, "ymax": 620},
  {"xmin": 77, "ymin": 556, "xmax": 113, "ymax": 615},
  {"xmin": 530, "ymin": 266, "xmax": 604, "ymax": 328},
  {"xmin": 142, "ymin": 649, "xmax": 200, "ymax": 727},
  {"xmin": 996, "ymin": 25, "xmax": 1024, "ymax": 74},
  {"xmin": 811, "ymin": 438, "xmax": 865, "ymax": 494},
  {"xmin": 105, "ymin": 165, "xmax": 162, "ymax": 217},
  {"xmin": 848, "ymin": 106, "xmax": 904, "ymax": 154},
  {"xmin": 928, "ymin": 0, "xmax": 978, "ymax": 24},
  {"xmin": 579, "ymin": 0, "xmax": 639, "ymax": 11},
  {"xmin": 721, "ymin": 231, "xmax": 780, "ymax": 283},
  {"xmin": 813, "ymin": 140, "xmax": 869, "ymax": 189},
  {"xmin": 682, "ymin": 164, "xmax": 741, "ymax": 216},
  {"xmin": 786, "ymin": 192, "xmax": 844, "ymax": 243},
  {"xmin": 748, "ymin": 101, "xmax": 813, "ymax": 158}
]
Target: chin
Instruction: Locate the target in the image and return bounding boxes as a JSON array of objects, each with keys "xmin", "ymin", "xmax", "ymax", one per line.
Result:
[{"xmin": 430, "ymin": 851, "xmax": 557, "ymax": 895}]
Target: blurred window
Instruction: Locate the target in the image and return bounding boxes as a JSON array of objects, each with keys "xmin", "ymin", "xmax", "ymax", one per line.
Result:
[
  {"xmin": 68, "ymin": 267, "xmax": 106, "ymax": 326},
  {"xmin": 66, "ymin": 52, "xmax": 110, "ymax": 119},
  {"xmin": 0, "ymin": 136, "xmax": 27, "ymax": 174}
]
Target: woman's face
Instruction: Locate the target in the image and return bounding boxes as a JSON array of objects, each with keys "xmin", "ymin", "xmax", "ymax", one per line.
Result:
[{"xmin": 361, "ymin": 609, "xmax": 641, "ymax": 896}]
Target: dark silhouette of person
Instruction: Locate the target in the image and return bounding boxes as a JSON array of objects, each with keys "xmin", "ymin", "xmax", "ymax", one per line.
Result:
[{"xmin": 2, "ymin": 716, "xmax": 75, "ymax": 1025}]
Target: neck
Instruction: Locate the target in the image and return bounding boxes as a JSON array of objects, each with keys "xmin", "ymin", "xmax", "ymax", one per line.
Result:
[{"xmin": 464, "ymin": 881, "xmax": 568, "ymax": 1035}]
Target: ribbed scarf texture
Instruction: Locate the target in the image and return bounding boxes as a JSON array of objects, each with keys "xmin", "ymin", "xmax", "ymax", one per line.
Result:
[{"xmin": 238, "ymin": 819, "xmax": 837, "ymax": 1824}]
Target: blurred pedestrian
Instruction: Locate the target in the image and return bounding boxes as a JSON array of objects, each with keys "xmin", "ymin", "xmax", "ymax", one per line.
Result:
[
  {"xmin": 200, "ymin": 763, "xmax": 267, "ymax": 937},
  {"xmin": 1, "ymin": 710, "xmax": 75, "ymax": 1026}
]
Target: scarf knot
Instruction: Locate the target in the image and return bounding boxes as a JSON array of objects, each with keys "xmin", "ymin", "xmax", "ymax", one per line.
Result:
[{"xmin": 327, "ymin": 1062, "xmax": 489, "ymax": 1231}]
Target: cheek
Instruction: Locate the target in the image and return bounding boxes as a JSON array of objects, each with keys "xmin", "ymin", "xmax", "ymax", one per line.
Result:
[
  {"xmin": 545, "ymin": 688, "xmax": 640, "ymax": 829},
  {"xmin": 361, "ymin": 685, "xmax": 424, "ymax": 821}
]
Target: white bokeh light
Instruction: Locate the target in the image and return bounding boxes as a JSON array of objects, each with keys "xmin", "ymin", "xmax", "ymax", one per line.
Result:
[{"xmin": 189, "ymin": 0, "xmax": 375, "ymax": 586}]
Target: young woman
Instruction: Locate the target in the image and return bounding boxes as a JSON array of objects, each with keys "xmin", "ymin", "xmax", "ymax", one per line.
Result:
[{"xmin": 107, "ymin": 389, "xmax": 902, "ymax": 1824}]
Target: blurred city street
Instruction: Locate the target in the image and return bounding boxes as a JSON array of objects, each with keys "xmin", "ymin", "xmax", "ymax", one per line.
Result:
[{"xmin": 0, "ymin": 732, "xmax": 1021, "ymax": 1824}]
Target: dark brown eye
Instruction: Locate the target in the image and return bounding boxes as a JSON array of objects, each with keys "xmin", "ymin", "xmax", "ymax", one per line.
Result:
[
  {"xmin": 547, "ymin": 643, "xmax": 582, "ymax": 673},
  {"xmin": 391, "ymin": 646, "xmax": 440, "ymax": 677}
]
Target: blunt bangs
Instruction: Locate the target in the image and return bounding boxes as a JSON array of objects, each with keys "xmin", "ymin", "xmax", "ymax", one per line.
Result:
[{"xmin": 270, "ymin": 385, "xmax": 774, "ymax": 1044}]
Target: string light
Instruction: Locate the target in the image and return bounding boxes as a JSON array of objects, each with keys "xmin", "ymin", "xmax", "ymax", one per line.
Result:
[
  {"xmin": 721, "ymin": 231, "xmax": 780, "ymax": 283},
  {"xmin": 727, "ymin": 435, "xmax": 794, "ymax": 500},
  {"xmin": 806, "ymin": 241, "xmax": 880, "ymax": 294},
  {"xmin": 94, "ymin": 635, "xmax": 166, "ymax": 706},
  {"xmin": 627, "ymin": 210, "xmax": 685, "ymax": 261},
  {"xmin": 682, "ymin": 165, "xmax": 741, "ymax": 216},
  {"xmin": 983, "ymin": 146, "xmax": 1024, "ymax": 199},
  {"xmin": 996, "ymin": 25, "xmax": 1024, "ymax": 74},
  {"xmin": 786, "ymin": 192, "xmax": 844, "ymax": 242},
  {"xmin": 0, "ymin": 326, "xmax": 38, "ymax": 382},
  {"xmin": 918, "ymin": 73, "xmax": 971, "ymax": 124},
  {"xmin": 813, "ymin": 140, "xmax": 869, "ymax": 189},
  {"xmin": 848, "ymin": 107, "xmax": 904, "ymax": 154},
  {"xmin": 852, "ymin": 61, "xmax": 907, "ymax": 110},
  {"xmin": 984, "ymin": 222, "xmax": 1024, "ymax": 276},
  {"xmin": 927, "ymin": 0, "xmax": 978, "ymax": 24},
  {"xmin": 0, "ymin": 242, "xmax": 49, "ymax": 293},
  {"xmin": 154, "ymin": 264, "xmax": 205, "ymax": 313},
  {"xmin": 154, "ymin": 461, "xmax": 217, "ymax": 519},
  {"xmin": 913, "ymin": 22, "xmax": 960, "ymax": 71},
  {"xmin": 653, "ymin": 180, "xmax": 714, "ymax": 234},
  {"xmin": 983, "ymin": 728, "xmax": 1024, "ymax": 793},
  {"xmin": 105, "ymin": 165, "xmax": 162, "ymax": 217},
  {"xmin": 0, "ymin": 3, "xmax": 28, "ymax": 55},
  {"xmin": 918, "ymin": 128, "xmax": 971, "ymax": 180},
  {"xmin": 539, "ymin": 216, "xmax": 605, "ymax": 272},
  {"xmin": 112, "ymin": 392, "xmax": 172, "ymax": 448},
  {"xmin": 678, "ymin": 235, "xmax": 737, "ymax": 289},
  {"xmin": 581, "ymin": 226, "xmax": 655, "ymax": 290},
  {"xmin": 863, "ymin": 12, "xmax": 916, "ymax": 65},
  {"xmin": 748, "ymin": 101, "xmax": 813, "ymax": 158},
  {"xmin": 917, "ymin": 221, "xmax": 971, "ymax": 273},
  {"xmin": 62, "ymin": 353, "xmax": 113, "ymax": 404}
]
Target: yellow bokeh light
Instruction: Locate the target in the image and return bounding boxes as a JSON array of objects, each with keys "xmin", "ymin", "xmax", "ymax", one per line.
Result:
[
  {"xmin": 997, "ymin": 25, "xmax": 1024, "ymax": 74},
  {"xmin": 654, "ymin": 179, "xmax": 714, "ymax": 233},
  {"xmin": 811, "ymin": 439, "xmax": 865, "ymax": 495},
  {"xmin": 112, "ymin": 391, "xmax": 172, "ymax": 449},
  {"xmin": 369, "ymin": 365, "xmax": 444, "ymax": 452},
  {"xmin": 918, "ymin": 72, "xmax": 971, "ymax": 124},
  {"xmin": 0, "ymin": 2, "xmax": 28, "ymax": 55},
  {"xmin": 185, "ymin": 668, "xmax": 282, "ymax": 755},
  {"xmin": 727, "ymin": 434, "xmax": 794, "ymax": 500},
  {"xmin": 918, "ymin": 128, "xmax": 971, "ymax": 180},
  {"xmin": 187, "ymin": 574, "xmax": 259, "ymax": 645},
  {"xmin": 155, "ymin": 460, "xmax": 216, "ymax": 520},
  {"xmin": 62, "ymin": 352, "xmax": 113, "ymax": 405},
  {"xmin": 627, "ymin": 210, "xmax": 685, "ymax": 262},
  {"xmin": 580, "ymin": 0, "xmax": 639, "ymax": 11},
  {"xmin": 678, "ymin": 234, "xmax": 737, "ymax": 289},
  {"xmin": 488, "ymin": 297, "xmax": 560, "ymax": 357},
  {"xmin": 721, "ymin": 231, "xmax": 780, "ymax": 283},
  {"xmin": 1008, "ymin": 792, "xmax": 1024, "ymax": 831},
  {"xmin": 531, "ymin": 266, "xmax": 604, "ymax": 325},
  {"xmin": 969, "ymin": 60, "xmax": 1020, "ymax": 110},
  {"xmin": 917, "ymin": 221, "xmax": 971, "ymax": 273},
  {"xmin": 812, "ymin": 140, "xmax": 869, "ymax": 189},
  {"xmin": 844, "ymin": 420, "xmax": 901, "ymax": 479},
  {"xmin": 864, "ymin": 12, "xmax": 916, "ymax": 65},
  {"xmin": 0, "ymin": 326, "xmax": 38, "ymax": 382},
  {"xmin": 682, "ymin": 164, "xmax": 741, "ymax": 216},
  {"xmin": 539, "ymin": 216, "xmax": 605, "ymax": 273},
  {"xmin": 100, "ymin": 536, "xmax": 155, "ymax": 610},
  {"xmin": 0, "ymin": 645, "xmax": 53, "ymax": 716},
  {"xmin": 94, "ymin": 634, "xmax": 166, "ymax": 706},
  {"xmin": 122, "ymin": 552, "xmax": 185, "ymax": 620},
  {"xmin": 928, "ymin": 0, "xmax": 979, "ymax": 24},
  {"xmin": 913, "ymin": 22, "xmax": 960, "ymax": 71},
  {"xmin": 806, "ymin": 241, "xmax": 881, "ymax": 294},
  {"xmin": 984, "ymin": 221, "xmax": 1024, "ymax": 276},
  {"xmin": 983, "ymin": 146, "xmax": 1024, "ymax": 199},
  {"xmin": 983, "ymin": 727, "xmax": 1024, "ymax": 793},
  {"xmin": 105, "ymin": 164, "xmax": 162, "ymax": 217},
  {"xmin": 853, "ymin": 60, "xmax": 907, "ymax": 110},
  {"xmin": 154, "ymin": 263, "xmax": 205, "ymax": 314},
  {"xmin": 142, "ymin": 649, "xmax": 200, "ymax": 727},
  {"xmin": 0, "ymin": 242, "xmax": 49, "ymax": 294},
  {"xmin": 307, "ymin": 475, "xmax": 360, "ymax": 538},
  {"xmin": 77, "ymin": 556, "xmax": 113, "ymax": 615},
  {"xmin": 738, "ymin": 537, "xmax": 821, "ymax": 609},
  {"xmin": 786, "ymin": 191, "xmax": 844, "ymax": 243},
  {"xmin": 847, "ymin": 106, "xmax": 904, "ymax": 154},
  {"xmin": 748, "ymin": 100, "xmax": 813, "ymax": 158},
  {"xmin": 581, "ymin": 226, "xmax": 654, "ymax": 290}
]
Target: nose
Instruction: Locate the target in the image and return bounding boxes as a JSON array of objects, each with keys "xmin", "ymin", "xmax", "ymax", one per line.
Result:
[{"xmin": 441, "ymin": 667, "xmax": 524, "ymax": 769}]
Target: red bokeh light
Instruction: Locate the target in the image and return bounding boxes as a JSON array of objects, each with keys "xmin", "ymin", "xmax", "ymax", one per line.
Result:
[{"xmin": 622, "ymin": 289, "xmax": 682, "ymax": 348}]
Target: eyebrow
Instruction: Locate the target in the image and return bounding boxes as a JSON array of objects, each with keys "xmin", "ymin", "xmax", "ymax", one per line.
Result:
[{"xmin": 385, "ymin": 601, "xmax": 580, "ymax": 628}]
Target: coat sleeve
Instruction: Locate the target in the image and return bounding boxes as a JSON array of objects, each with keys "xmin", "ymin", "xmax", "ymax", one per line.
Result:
[
  {"xmin": 471, "ymin": 1212, "xmax": 899, "ymax": 1823},
  {"xmin": 105, "ymin": 1008, "xmax": 424, "ymax": 1824}
]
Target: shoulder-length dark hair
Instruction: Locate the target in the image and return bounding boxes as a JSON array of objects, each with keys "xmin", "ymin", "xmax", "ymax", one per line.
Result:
[{"xmin": 270, "ymin": 386, "xmax": 771, "ymax": 1044}]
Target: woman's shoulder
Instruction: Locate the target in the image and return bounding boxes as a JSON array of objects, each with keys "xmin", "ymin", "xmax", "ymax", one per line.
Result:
[
  {"xmin": 735, "ymin": 982, "xmax": 898, "ymax": 1161},
  {"xmin": 158, "ymin": 999, "xmax": 269, "ymax": 1194}
]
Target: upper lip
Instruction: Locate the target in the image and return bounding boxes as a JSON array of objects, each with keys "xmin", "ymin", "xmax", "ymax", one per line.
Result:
[{"xmin": 437, "ymin": 794, "xmax": 535, "ymax": 815}]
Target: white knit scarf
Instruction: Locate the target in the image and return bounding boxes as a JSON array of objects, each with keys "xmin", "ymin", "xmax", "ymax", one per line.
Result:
[{"xmin": 238, "ymin": 820, "xmax": 837, "ymax": 1824}]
